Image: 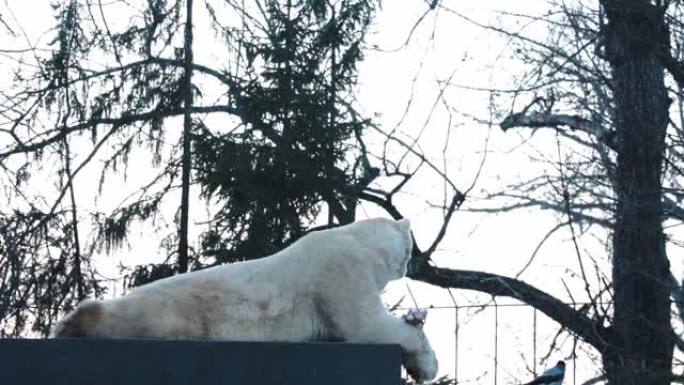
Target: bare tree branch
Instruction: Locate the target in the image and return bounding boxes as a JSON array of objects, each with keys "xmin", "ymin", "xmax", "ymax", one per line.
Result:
[
  {"xmin": 581, "ymin": 374, "xmax": 607, "ymax": 385},
  {"xmin": 500, "ymin": 112, "xmax": 616, "ymax": 150},
  {"xmin": 0, "ymin": 105, "xmax": 239, "ymax": 159},
  {"xmin": 659, "ymin": 50, "xmax": 684, "ymax": 89},
  {"xmin": 409, "ymin": 263, "xmax": 610, "ymax": 350}
]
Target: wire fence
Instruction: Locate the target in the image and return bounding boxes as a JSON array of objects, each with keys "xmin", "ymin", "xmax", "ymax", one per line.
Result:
[{"xmin": 390, "ymin": 290, "xmax": 609, "ymax": 385}]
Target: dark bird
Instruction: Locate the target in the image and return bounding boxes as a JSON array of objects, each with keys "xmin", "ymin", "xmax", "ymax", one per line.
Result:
[{"xmin": 523, "ymin": 361, "xmax": 565, "ymax": 385}]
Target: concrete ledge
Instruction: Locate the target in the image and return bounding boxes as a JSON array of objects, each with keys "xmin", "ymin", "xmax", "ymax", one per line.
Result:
[{"xmin": 0, "ymin": 338, "xmax": 401, "ymax": 385}]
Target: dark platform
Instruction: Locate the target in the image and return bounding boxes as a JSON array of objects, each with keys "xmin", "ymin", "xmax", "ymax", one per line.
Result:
[{"xmin": 0, "ymin": 338, "xmax": 402, "ymax": 385}]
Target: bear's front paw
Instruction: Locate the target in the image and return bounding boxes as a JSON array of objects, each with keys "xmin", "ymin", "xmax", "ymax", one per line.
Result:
[{"xmin": 404, "ymin": 349, "xmax": 438, "ymax": 383}]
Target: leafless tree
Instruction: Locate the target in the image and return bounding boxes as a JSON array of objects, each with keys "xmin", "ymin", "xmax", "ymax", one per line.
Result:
[{"xmin": 373, "ymin": 1, "xmax": 684, "ymax": 384}]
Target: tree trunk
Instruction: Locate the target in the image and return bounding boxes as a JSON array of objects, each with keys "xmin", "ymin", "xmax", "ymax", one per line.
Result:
[
  {"xmin": 601, "ymin": 1, "xmax": 673, "ymax": 384},
  {"xmin": 178, "ymin": 0, "xmax": 194, "ymax": 274}
]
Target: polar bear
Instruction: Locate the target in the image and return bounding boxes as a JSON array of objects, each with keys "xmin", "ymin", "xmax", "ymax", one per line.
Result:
[{"xmin": 51, "ymin": 217, "xmax": 438, "ymax": 382}]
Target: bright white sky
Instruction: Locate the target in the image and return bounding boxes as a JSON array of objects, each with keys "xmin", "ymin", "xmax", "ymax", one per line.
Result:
[{"xmin": 4, "ymin": 1, "xmax": 681, "ymax": 384}]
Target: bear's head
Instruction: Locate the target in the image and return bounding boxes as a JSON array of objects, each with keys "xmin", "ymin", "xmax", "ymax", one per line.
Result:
[{"xmin": 337, "ymin": 217, "xmax": 414, "ymax": 288}]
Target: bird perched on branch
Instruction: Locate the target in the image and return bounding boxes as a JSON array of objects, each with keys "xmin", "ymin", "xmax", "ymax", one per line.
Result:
[{"xmin": 523, "ymin": 361, "xmax": 565, "ymax": 385}]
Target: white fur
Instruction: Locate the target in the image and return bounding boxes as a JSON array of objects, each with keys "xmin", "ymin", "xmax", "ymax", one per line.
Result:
[{"xmin": 52, "ymin": 218, "xmax": 438, "ymax": 382}]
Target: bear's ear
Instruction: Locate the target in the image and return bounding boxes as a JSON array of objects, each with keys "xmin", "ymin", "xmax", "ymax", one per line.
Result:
[{"xmin": 397, "ymin": 218, "xmax": 411, "ymax": 230}]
